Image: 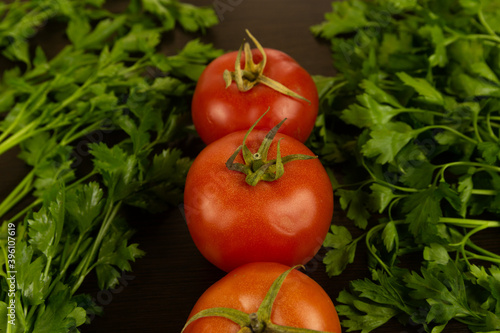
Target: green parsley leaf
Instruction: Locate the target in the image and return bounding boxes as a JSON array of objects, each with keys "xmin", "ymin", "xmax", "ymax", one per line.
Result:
[
  {"xmin": 310, "ymin": 0, "xmax": 370, "ymax": 39},
  {"xmin": 141, "ymin": 0, "xmax": 219, "ymax": 32},
  {"xmin": 336, "ymin": 189, "xmax": 371, "ymax": 229},
  {"xmin": 96, "ymin": 225, "xmax": 145, "ymax": 290},
  {"xmin": 418, "ymin": 25, "xmax": 448, "ymax": 68},
  {"xmin": 399, "ymin": 159, "xmax": 435, "ymax": 189},
  {"xmin": 76, "ymin": 15, "xmax": 128, "ymax": 50},
  {"xmin": 423, "ymin": 243, "xmax": 450, "ymax": 265},
  {"xmin": 323, "ymin": 225, "xmax": 358, "ymax": 277},
  {"xmin": 361, "ymin": 122, "xmax": 418, "ymax": 164},
  {"xmin": 66, "ymin": 182, "xmax": 104, "ymax": 234},
  {"xmin": 31, "ymin": 283, "xmax": 86, "ymax": 333},
  {"xmin": 89, "ymin": 143, "xmax": 139, "ymax": 203},
  {"xmin": 396, "ymin": 72, "xmax": 444, "ymax": 106},
  {"xmin": 381, "ymin": 221, "xmax": 398, "ymax": 253},
  {"xmin": 341, "ymin": 94, "xmax": 402, "ymax": 128},
  {"xmin": 402, "ymin": 187, "xmax": 442, "ymax": 242},
  {"xmin": 336, "ymin": 291, "xmax": 400, "ymax": 333},
  {"xmin": 404, "ymin": 261, "xmax": 474, "ymax": 324},
  {"xmin": 478, "ymin": 141, "xmax": 500, "ymax": 165},
  {"xmin": 151, "ymin": 39, "xmax": 224, "ymax": 81},
  {"xmin": 368, "ymin": 183, "xmax": 398, "ymax": 214}
]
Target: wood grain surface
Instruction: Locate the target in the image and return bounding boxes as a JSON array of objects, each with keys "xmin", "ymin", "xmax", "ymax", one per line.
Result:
[{"xmin": 1, "ymin": 1, "xmax": 495, "ymax": 332}]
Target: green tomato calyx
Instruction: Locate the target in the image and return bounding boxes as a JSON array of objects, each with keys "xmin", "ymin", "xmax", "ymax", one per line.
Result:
[
  {"xmin": 223, "ymin": 29, "xmax": 311, "ymax": 104},
  {"xmin": 181, "ymin": 266, "xmax": 337, "ymax": 333},
  {"xmin": 225, "ymin": 110, "xmax": 317, "ymax": 186}
]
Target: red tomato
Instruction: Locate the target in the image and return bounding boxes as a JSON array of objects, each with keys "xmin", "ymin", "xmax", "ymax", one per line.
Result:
[
  {"xmin": 191, "ymin": 46, "xmax": 319, "ymax": 144},
  {"xmin": 182, "ymin": 262, "xmax": 342, "ymax": 333},
  {"xmin": 183, "ymin": 128, "xmax": 333, "ymax": 272}
]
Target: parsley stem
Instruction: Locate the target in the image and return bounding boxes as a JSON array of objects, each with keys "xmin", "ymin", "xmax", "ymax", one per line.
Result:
[
  {"xmin": 43, "ymin": 256, "xmax": 53, "ymax": 281},
  {"xmin": 31, "ymin": 170, "xmax": 98, "ymax": 221},
  {"xmin": 25, "ymin": 301, "xmax": 38, "ymax": 332},
  {"xmin": 464, "ymin": 250, "xmax": 500, "ymax": 265},
  {"xmin": 59, "ymin": 233, "xmax": 86, "ymax": 281},
  {"xmin": 485, "ymin": 111, "xmax": 499, "ymax": 142},
  {"xmin": 439, "ymin": 161, "xmax": 500, "ymax": 175},
  {"xmin": 0, "ymin": 169, "xmax": 35, "ymax": 219},
  {"xmin": 118, "ymin": 56, "xmax": 150, "ymax": 76},
  {"xmin": 0, "ymin": 121, "xmax": 40, "ymax": 156},
  {"xmin": 419, "ymin": 125, "xmax": 478, "ymax": 144},
  {"xmin": 0, "ymin": 238, "xmax": 9, "ymax": 279},
  {"xmin": 59, "ymin": 118, "xmax": 114, "ymax": 147},
  {"xmin": 487, "ymin": 116, "xmax": 500, "ymax": 122},
  {"xmin": 466, "ymin": 240, "xmax": 500, "ymax": 261},
  {"xmin": 398, "ymin": 108, "xmax": 444, "ymax": 117},
  {"xmin": 445, "ymin": 26, "xmax": 500, "ymax": 44},
  {"xmin": 452, "ymin": 224, "xmax": 489, "ymax": 268},
  {"xmin": 70, "ymin": 200, "xmax": 122, "ymax": 295},
  {"xmin": 330, "ymin": 179, "xmax": 371, "ymax": 190},
  {"xmin": 464, "ymin": 33, "xmax": 500, "ymax": 44},
  {"xmin": 478, "ymin": 7, "xmax": 498, "ymax": 38},
  {"xmin": 0, "ymin": 83, "xmax": 50, "ymax": 142},
  {"xmin": 397, "ymin": 109, "xmax": 500, "ymax": 139},
  {"xmin": 0, "ymin": 81, "xmax": 50, "ymax": 146},
  {"xmin": 318, "ymin": 78, "xmax": 349, "ymax": 103},
  {"xmin": 387, "ymin": 196, "xmax": 405, "ymax": 221},
  {"xmin": 0, "ymin": 73, "xmax": 99, "ymax": 154},
  {"xmin": 471, "ymin": 189, "xmax": 498, "ymax": 196},
  {"xmin": 362, "ymin": 158, "xmax": 419, "ymax": 193},
  {"xmin": 366, "ymin": 223, "xmax": 393, "ymax": 277},
  {"xmin": 472, "ymin": 107, "xmax": 483, "ymax": 143},
  {"xmin": 3, "ymin": 197, "xmax": 42, "ymax": 225},
  {"xmin": 439, "ymin": 217, "xmax": 500, "ymax": 228},
  {"xmin": 51, "ymin": 78, "xmax": 97, "ymax": 115},
  {"xmin": 455, "ymin": 316, "xmax": 489, "ymax": 327}
]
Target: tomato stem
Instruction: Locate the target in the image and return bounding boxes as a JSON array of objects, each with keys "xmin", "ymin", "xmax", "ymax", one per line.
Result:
[
  {"xmin": 223, "ymin": 29, "xmax": 311, "ymax": 104},
  {"xmin": 250, "ymin": 313, "xmax": 265, "ymax": 332},
  {"xmin": 226, "ymin": 110, "xmax": 317, "ymax": 186},
  {"xmin": 181, "ymin": 266, "xmax": 337, "ymax": 333}
]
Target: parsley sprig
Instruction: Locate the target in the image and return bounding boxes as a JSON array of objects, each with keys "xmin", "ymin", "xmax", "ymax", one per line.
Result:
[
  {"xmin": 0, "ymin": 0, "xmax": 220, "ymax": 220},
  {"xmin": 0, "ymin": 1, "xmax": 222, "ymax": 332},
  {"xmin": 310, "ymin": 0, "xmax": 500, "ymax": 331}
]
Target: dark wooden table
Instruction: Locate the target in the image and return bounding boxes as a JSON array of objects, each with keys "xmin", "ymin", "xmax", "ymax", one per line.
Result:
[{"xmin": 0, "ymin": 1, "xmax": 486, "ymax": 332}]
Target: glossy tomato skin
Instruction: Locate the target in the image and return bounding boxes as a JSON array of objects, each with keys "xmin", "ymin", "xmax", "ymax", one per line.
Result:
[
  {"xmin": 183, "ymin": 262, "xmax": 342, "ymax": 333},
  {"xmin": 191, "ymin": 48, "xmax": 319, "ymax": 144},
  {"xmin": 183, "ymin": 129, "xmax": 333, "ymax": 272}
]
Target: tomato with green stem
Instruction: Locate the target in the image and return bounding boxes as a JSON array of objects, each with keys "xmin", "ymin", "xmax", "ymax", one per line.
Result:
[
  {"xmin": 182, "ymin": 262, "xmax": 342, "ymax": 333},
  {"xmin": 191, "ymin": 29, "xmax": 319, "ymax": 144},
  {"xmin": 183, "ymin": 113, "xmax": 334, "ymax": 272}
]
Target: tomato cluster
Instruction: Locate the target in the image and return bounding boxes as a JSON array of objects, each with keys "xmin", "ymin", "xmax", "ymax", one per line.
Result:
[{"xmin": 181, "ymin": 30, "xmax": 341, "ymax": 332}]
